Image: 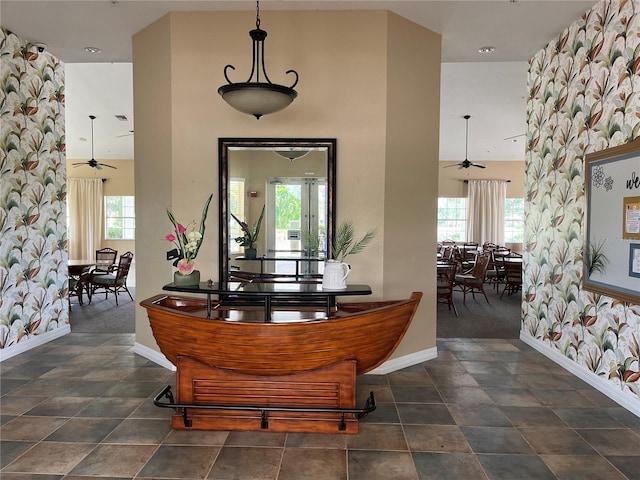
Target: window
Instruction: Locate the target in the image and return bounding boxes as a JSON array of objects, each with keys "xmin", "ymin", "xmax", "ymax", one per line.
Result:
[
  {"xmin": 105, "ymin": 196, "xmax": 135, "ymax": 240},
  {"xmin": 504, "ymin": 198, "xmax": 524, "ymax": 243},
  {"xmin": 437, "ymin": 198, "xmax": 467, "ymax": 241},
  {"xmin": 229, "ymin": 178, "xmax": 245, "ymax": 254}
]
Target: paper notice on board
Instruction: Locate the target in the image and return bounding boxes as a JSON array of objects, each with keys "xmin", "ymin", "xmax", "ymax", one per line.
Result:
[
  {"xmin": 627, "ymin": 202, "xmax": 640, "ymax": 234},
  {"xmin": 634, "ymin": 248, "xmax": 640, "ymax": 275}
]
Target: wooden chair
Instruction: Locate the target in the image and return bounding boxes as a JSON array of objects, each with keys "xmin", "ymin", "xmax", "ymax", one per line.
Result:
[
  {"xmin": 454, "ymin": 251, "xmax": 491, "ymax": 304},
  {"xmin": 485, "ymin": 250, "xmax": 507, "ymax": 292},
  {"xmin": 482, "ymin": 242, "xmax": 497, "ymax": 249},
  {"xmin": 94, "ymin": 247, "xmax": 118, "ymax": 274},
  {"xmin": 89, "ymin": 251, "xmax": 134, "ymax": 305},
  {"xmin": 462, "ymin": 242, "xmax": 478, "ymax": 261},
  {"xmin": 501, "ymin": 260, "xmax": 523, "ymax": 298},
  {"xmin": 452, "ymin": 247, "xmax": 474, "ymax": 273},
  {"xmin": 437, "ymin": 260, "xmax": 458, "ymax": 316}
]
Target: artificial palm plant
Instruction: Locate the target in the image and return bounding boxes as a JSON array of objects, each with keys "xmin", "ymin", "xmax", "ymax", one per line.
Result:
[{"xmin": 331, "ymin": 221, "xmax": 377, "ymax": 262}]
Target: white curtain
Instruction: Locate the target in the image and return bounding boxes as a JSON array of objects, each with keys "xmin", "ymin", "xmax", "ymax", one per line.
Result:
[
  {"xmin": 68, "ymin": 178, "xmax": 103, "ymax": 261},
  {"xmin": 467, "ymin": 179, "xmax": 507, "ymax": 245}
]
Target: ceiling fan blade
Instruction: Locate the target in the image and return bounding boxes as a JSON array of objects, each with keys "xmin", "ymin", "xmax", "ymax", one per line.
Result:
[
  {"xmin": 503, "ymin": 133, "xmax": 525, "ymax": 141},
  {"xmin": 472, "ymin": 163, "xmax": 487, "ymax": 168},
  {"xmin": 443, "ymin": 163, "xmax": 460, "ymax": 168},
  {"xmin": 101, "ymin": 163, "xmax": 117, "ymax": 169},
  {"xmin": 95, "ymin": 164, "xmax": 103, "ymax": 170},
  {"xmin": 116, "ymin": 131, "xmax": 134, "ymax": 138}
]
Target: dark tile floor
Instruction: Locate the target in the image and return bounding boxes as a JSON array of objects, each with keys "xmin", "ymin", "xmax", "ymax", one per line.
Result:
[{"xmin": 1, "ymin": 334, "xmax": 639, "ymax": 479}]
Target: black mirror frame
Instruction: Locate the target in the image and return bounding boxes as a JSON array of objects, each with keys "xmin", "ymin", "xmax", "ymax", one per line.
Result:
[{"xmin": 218, "ymin": 138, "xmax": 337, "ymax": 282}]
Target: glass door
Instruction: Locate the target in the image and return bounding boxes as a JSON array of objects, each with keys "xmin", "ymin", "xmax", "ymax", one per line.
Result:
[{"xmin": 266, "ymin": 177, "xmax": 326, "ymax": 275}]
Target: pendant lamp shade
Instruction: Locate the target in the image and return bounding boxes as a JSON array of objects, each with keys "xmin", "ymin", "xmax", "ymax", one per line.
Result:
[{"xmin": 219, "ymin": 82, "xmax": 297, "ymax": 118}]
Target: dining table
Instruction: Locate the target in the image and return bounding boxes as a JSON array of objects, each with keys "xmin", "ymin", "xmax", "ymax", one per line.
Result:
[
  {"xmin": 68, "ymin": 259, "xmax": 95, "ymax": 305},
  {"xmin": 502, "ymin": 255, "xmax": 523, "ymax": 263}
]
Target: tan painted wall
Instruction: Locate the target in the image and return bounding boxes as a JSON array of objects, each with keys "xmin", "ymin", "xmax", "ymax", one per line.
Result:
[
  {"xmin": 66, "ymin": 159, "xmax": 135, "ymax": 258},
  {"xmin": 384, "ymin": 14, "xmax": 441, "ymax": 357},
  {"xmin": 132, "ymin": 13, "xmax": 174, "ymax": 339},
  {"xmin": 132, "ymin": 10, "xmax": 441, "ymax": 362},
  {"xmin": 438, "ymin": 160, "xmax": 525, "ymax": 198}
]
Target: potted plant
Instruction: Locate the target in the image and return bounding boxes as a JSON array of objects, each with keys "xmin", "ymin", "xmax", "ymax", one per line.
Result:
[
  {"xmin": 165, "ymin": 193, "xmax": 213, "ymax": 285},
  {"xmin": 231, "ymin": 205, "xmax": 265, "ymax": 259},
  {"xmin": 323, "ymin": 221, "xmax": 377, "ymax": 290}
]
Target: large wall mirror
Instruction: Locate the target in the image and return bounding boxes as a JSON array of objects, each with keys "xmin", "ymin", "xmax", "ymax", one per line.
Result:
[{"xmin": 219, "ymin": 138, "xmax": 336, "ymax": 281}]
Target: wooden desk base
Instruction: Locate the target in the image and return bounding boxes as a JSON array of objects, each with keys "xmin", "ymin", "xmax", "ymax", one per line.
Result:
[{"xmin": 173, "ymin": 356, "xmax": 360, "ymax": 434}]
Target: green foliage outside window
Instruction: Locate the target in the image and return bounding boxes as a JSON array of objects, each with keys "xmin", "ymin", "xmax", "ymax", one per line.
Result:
[
  {"xmin": 275, "ymin": 184, "xmax": 301, "ymax": 229},
  {"xmin": 105, "ymin": 196, "xmax": 135, "ymax": 240},
  {"xmin": 504, "ymin": 198, "xmax": 524, "ymax": 243}
]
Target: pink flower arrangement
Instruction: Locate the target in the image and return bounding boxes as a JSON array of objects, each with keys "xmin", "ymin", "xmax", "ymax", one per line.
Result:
[{"xmin": 165, "ymin": 194, "xmax": 213, "ymax": 274}]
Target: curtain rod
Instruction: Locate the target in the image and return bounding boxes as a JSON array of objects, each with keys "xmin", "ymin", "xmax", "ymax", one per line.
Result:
[{"xmin": 463, "ymin": 179, "xmax": 510, "ymax": 183}]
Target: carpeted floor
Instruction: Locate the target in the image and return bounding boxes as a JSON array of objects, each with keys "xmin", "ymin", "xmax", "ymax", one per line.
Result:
[
  {"xmin": 69, "ymin": 287, "xmax": 136, "ymax": 333},
  {"xmin": 436, "ymin": 282, "xmax": 521, "ymax": 339}
]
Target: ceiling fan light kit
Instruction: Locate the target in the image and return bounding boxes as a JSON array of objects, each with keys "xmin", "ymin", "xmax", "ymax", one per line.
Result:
[
  {"xmin": 72, "ymin": 115, "xmax": 117, "ymax": 170},
  {"xmin": 218, "ymin": 1, "xmax": 299, "ymax": 119},
  {"xmin": 444, "ymin": 114, "xmax": 486, "ymax": 169}
]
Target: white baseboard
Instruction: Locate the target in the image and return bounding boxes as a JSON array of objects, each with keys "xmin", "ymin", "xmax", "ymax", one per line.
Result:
[
  {"xmin": 133, "ymin": 342, "xmax": 176, "ymax": 371},
  {"xmin": 520, "ymin": 332, "xmax": 640, "ymax": 418},
  {"xmin": 367, "ymin": 346, "xmax": 438, "ymax": 375},
  {"xmin": 0, "ymin": 326, "xmax": 71, "ymax": 362}
]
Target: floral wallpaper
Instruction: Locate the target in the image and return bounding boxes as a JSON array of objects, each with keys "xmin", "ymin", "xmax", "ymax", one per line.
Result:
[
  {"xmin": 524, "ymin": 0, "xmax": 640, "ymax": 402},
  {"xmin": 0, "ymin": 28, "xmax": 68, "ymax": 352}
]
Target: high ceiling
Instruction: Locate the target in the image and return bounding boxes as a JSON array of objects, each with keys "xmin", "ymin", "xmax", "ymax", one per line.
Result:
[{"xmin": 2, "ymin": 0, "xmax": 596, "ymax": 163}]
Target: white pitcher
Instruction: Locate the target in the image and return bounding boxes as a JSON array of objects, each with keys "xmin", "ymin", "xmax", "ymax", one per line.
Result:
[{"xmin": 322, "ymin": 260, "xmax": 350, "ymax": 290}]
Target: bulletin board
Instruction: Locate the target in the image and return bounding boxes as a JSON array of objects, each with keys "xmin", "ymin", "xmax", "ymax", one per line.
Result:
[{"xmin": 584, "ymin": 139, "xmax": 640, "ymax": 304}]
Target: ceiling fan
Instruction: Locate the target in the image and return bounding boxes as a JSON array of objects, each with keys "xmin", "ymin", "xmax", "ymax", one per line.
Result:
[
  {"xmin": 72, "ymin": 115, "xmax": 117, "ymax": 170},
  {"xmin": 444, "ymin": 114, "xmax": 486, "ymax": 169}
]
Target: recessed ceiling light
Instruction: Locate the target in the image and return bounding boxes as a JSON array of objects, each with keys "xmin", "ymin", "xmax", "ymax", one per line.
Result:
[
  {"xmin": 478, "ymin": 46, "xmax": 495, "ymax": 54},
  {"xmin": 84, "ymin": 47, "xmax": 102, "ymax": 54}
]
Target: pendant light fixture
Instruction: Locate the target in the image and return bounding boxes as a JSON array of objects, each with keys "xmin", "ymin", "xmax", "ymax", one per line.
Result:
[{"xmin": 218, "ymin": 1, "xmax": 299, "ymax": 119}]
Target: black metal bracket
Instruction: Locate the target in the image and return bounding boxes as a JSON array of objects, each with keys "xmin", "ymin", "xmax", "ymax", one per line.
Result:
[{"xmin": 153, "ymin": 385, "xmax": 376, "ymax": 431}]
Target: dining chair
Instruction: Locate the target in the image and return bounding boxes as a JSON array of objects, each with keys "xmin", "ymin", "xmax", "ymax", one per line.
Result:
[
  {"xmin": 485, "ymin": 250, "xmax": 506, "ymax": 292},
  {"xmin": 437, "ymin": 260, "xmax": 458, "ymax": 316},
  {"xmin": 454, "ymin": 251, "xmax": 491, "ymax": 304},
  {"xmin": 94, "ymin": 247, "xmax": 118, "ymax": 274},
  {"xmin": 501, "ymin": 259, "xmax": 523, "ymax": 298},
  {"xmin": 89, "ymin": 251, "xmax": 134, "ymax": 305}
]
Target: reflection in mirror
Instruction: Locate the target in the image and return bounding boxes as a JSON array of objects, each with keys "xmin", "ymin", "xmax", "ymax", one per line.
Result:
[{"xmin": 219, "ymin": 138, "xmax": 336, "ymax": 282}]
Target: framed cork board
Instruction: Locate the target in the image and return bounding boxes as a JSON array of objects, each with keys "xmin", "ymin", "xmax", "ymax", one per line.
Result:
[{"xmin": 584, "ymin": 139, "xmax": 640, "ymax": 304}]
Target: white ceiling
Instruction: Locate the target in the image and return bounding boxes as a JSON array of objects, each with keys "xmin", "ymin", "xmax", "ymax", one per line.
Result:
[{"xmin": 2, "ymin": 0, "xmax": 596, "ymax": 163}]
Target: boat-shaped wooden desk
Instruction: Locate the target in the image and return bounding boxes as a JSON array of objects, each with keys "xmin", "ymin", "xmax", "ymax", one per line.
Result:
[{"xmin": 141, "ymin": 283, "xmax": 422, "ymax": 434}]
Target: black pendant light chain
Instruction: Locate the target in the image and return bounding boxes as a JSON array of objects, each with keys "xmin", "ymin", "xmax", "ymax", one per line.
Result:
[{"xmin": 255, "ymin": 0, "xmax": 261, "ymax": 29}]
